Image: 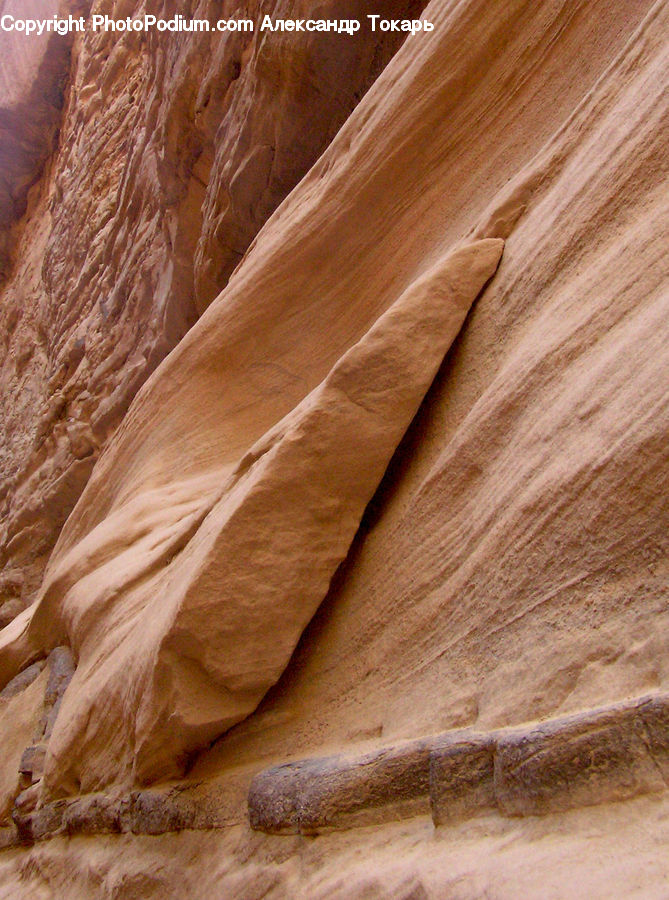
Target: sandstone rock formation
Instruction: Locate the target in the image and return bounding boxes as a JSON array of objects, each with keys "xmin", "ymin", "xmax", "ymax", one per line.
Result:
[
  {"xmin": 0, "ymin": 0, "xmax": 426, "ymax": 614},
  {"xmin": 1, "ymin": 238, "xmax": 503, "ymax": 793},
  {"xmin": 248, "ymin": 692, "xmax": 669, "ymax": 834},
  {"xmin": 0, "ymin": 0, "xmax": 89, "ymax": 275},
  {"xmin": 0, "ymin": 665, "xmax": 47, "ymax": 823},
  {"xmin": 0, "ymin": 0, "xmax": 667, "ymax": 895}
]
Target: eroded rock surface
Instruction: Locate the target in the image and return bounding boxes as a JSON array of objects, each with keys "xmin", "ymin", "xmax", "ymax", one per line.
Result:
[
  {"xmin": 0, "ymin": 0, "xmax": 426, "ymax": 610},
  {"xmin": 0, "ymin": 0, "xmax": 667, "ymax": 895},
  {"xmin": 0, "ymin": 645, "xmax": 73, "ymax": 841},
  {"xmin": 248, "ymin": 693, "xmax": 669, "ymax": 834},
  {"xmin": 189, "ymin": 0, "xmax": 668, "ymax": 780},
  {"xmin": 1, "ymin": 239, "xmax": 503, "ymax": 793},
  {"xmin": 1, "ymin": 691, "xmax": 665, "ymax": 846},
  {"xmin": 0, "ymin": 0, "xmax": 89, "ymax": 274},
  {"xmin": 0, "ymin": 667, "xmax": 47, "ymax": 822}
]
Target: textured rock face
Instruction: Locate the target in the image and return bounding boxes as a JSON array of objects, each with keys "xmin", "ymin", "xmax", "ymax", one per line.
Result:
[
  {"xmin": 0, "ymin": 0, "xmax": 89, "ymax": 273},
  {"xmin": 0, "ymin": 0, "xmax": 668, "ymax": 895},
  {"xmin": 196, "ymin": 0, "xmax": 667, "ymax": 770},
  {"xmin": 0, "ymin": 667, "xmax": 47, "ymax": 821},
  {"xmin": 0, "ymin": 239, "xmax": 504, "ymax": 792},
  {"xmin": 247, "ymin": 693, "xmax": 669, "ymax": 834},
  {"xmin": 0, "ymin": 0, "xmax": 425, "ymax": 613}
]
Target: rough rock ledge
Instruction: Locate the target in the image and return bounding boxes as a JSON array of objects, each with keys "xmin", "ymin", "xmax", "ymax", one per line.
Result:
[{"xmin": 1, "ymin": 691, "xmax": 666, "ymax": 848}]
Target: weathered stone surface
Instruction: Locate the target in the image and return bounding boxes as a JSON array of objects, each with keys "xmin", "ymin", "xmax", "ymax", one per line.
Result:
[
  {"xmin": 11, "ymin": 774, "xmax": 248, "ymax": 844},
  {"xmin": 0, "ymin": 0, "xmax": 667, "ymax": 893},
  {"xmin": 20, "ymin": 796, "xmax": 67, "ymax": 844},
  {"xmin": 0, "ymin": 0, "xmax": 666, "ymax": 827},
  {"xmin": 249, "ymin": 693, "xmax": 669, "ymax": 835},
  {"xmin": 11, "ymin": 782, "xmax": 43, "ymax": 843},
  {"xmin": 39, "ymin": 644, "xmax": 74, "ymax": 740},
  {"xmin": 2, "ymin": 695, "xmax": 667, "ymax": 849},
  {"xmin": 2, "ymin": 794, "xmax": 668, "ymax": 897},
  {"xmin": 0, "ymin": 658, "xmax": 44, "ymax": 700},
  {"xmin": 187, "ymin": 0, "xmax": 669, "ymax": 829},
  {"xmin": 249, "ymin": 739, "xmax": 433, "ymax": 834},
  {"xmin": 0, "ymin": 645, "xmax": 75, "ymax": 813},
  {"xmin": 0, "ymin": 667, "xmax": 46, "ymax": 823},
  {"xmin": 429, "ymin": 735, "xmax": 496, "ymax": 825},
  {"xmin": 0, "ymin": 824, "xmax": 18, "ymax": 850},
  {"xmin": 0, "ymin": 0, "xmax": 427, "ymax": 613},
  {"xmin": 61, "ymin": 792, "xmax": 128, "ymax": 836},
  {"xmin": 495, "ymin": 696, "xmax": 669, "ymax": 817},
  {"xmin": 43, "ymin": 646, "xmax": 74, "ymax": 706},
  {"xmin": 18, "ymin": 743, "xmax": 46, "ymax": 785},
  {"xmin": 0, "ymin": 239, "xmax": 503, "ymax": 794},
  {"xmin": 640, "ymin": 696, "xmax": 669, "ymax": 784}
]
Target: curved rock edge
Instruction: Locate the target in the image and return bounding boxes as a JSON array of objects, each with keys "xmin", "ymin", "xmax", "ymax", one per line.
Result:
[{"xmin": 1, "ymin": 691, "xmax": 666, "ymax": 848}]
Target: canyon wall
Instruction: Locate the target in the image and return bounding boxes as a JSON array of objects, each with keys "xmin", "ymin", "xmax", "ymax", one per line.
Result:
[
  {"xmin": 0, "ymin": 0, "xmax": 667, "ymax": 896},
  {"xmin": 0, "ymin": 0, "xmax": 425, "ymax": 615}
]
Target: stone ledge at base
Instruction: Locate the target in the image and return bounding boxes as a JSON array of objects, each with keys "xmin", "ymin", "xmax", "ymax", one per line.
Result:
[
  {"xmin": 249, "ymin": 739, "xmax": 434, "ymax": 835},
  {"xmin": 2, "ymin": 692, "xmax": 666, "ymax": 848},
  {"xmin": 494, "ymin": 694, "xmax": 669, "ymax": 816},
  {"xmin": 249, "ymin": 692, "xmax": 669, "ymax": 834},
  {"xmin": 5, "ymin": 773, "xmax": 250, "ymax": 849}
]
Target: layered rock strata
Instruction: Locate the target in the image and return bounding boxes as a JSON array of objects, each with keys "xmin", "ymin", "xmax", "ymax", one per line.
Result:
[
  {"xmin": 0, "ymin": 0, "xmax": 426, "ymax": 613},
  {"xmin": 249, "ymin": 693, "xmax": 669, "ymax": 834},
  {"xmin": 1, "ymin": 691, "xmax": 666, "ymax": 847},
  {"xmin": 0, "ymin": 0, "xmax": 667, "ymax": 894},
  {"xmin": 0, "ymin": 239, "xmax": 504, "ymax": 793}
]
